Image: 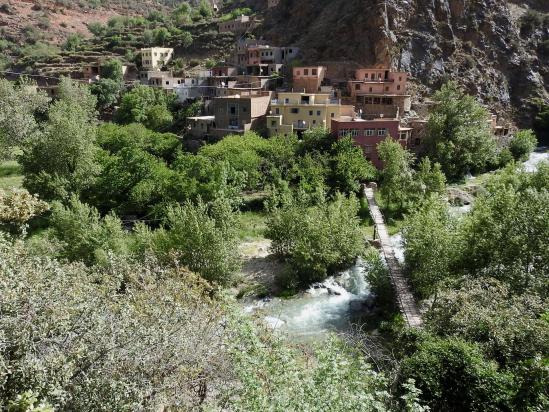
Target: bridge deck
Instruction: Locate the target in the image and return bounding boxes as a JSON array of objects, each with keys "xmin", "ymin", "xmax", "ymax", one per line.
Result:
[{"xmin": 364, "ymin": 187, "xmax": 422, "ymax": 328}]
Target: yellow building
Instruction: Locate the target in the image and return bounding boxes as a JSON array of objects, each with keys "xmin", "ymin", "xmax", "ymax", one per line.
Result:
[
  {"xmin": 266, "ymin": 92, "xmax": 355, "ymax": 136},
  {"xmin": 141, "ymin": 47, "xmax": 174, "ymax": 70}
]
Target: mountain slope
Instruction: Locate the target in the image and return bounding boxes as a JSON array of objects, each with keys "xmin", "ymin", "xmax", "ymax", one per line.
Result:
[{"xmin": 259, "ymin": 0, "xmax": 548, "ymax": 127}]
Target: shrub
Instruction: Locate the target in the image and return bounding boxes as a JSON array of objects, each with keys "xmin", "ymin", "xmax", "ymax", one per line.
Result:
[{"xmin": 509, "ymin": 129, "xmax": 537, "ymax": 161}]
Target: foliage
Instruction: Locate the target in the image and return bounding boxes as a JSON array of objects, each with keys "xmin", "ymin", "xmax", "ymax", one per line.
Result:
[
  {"xmin": 424, "ymin": 81, "xmax": 497, "ymax": 180},
  {"xmin": 49, "ymin": 196, "xmax": 127, "ymax": 265},
  {"xmin": 509, "ymin": 129, "xmax": 537, "ymax": 161},
  {"xmin": 89, "ymin": 78, "xmax": 122, "ymax": 110},
  {"xmin": 330, "ymin": 136, "xmax": 376, "ymax": 193},
  {"xmin": 20, "ymin": 78, "xmax": 100, "ymax": 201},
  {"xmin": 378, "ymin": 137, "xmax": 414, "ymax": 208},
  {"xmin": 223, "ymin": 322, "xmax": 392, "ymax": 411},
  {"xmin": 266, "ymin": 191, "xmax": 365, "ymax": 284},
  {"xmin": 0, "ymin": 237, "xmax": 230, "ymax": 410},
  {"xmin": 63, "ymin": 33, "xmax": 84, "ymax": 51},
  {"xmin": 115, "ymin": 85, "xmax": 174, "ymax": 131},
  {"xmin": 402, "ymin": 195, "xmax": 457, "ymax": 298},
  {"xmin": 0, "ymin": 79, "xmax": 50, "ymax": 150},
  {"xmin": 399, "ymin": 334, "xmax": 514, "ymax": 412},
  {"xmin": 100, "ymin": 58, "xmax": 124, "ymax": 82},
  {"xmin": 0, "ymin": 188, "xmax": 49, "ymax": 231},
  {"xmin": 425, "ymin": 278, "xmax": 549, "ymax": 367},
  {"xmin": 136, "ymin": 197, "xmax": 241, "ymax": 284}
]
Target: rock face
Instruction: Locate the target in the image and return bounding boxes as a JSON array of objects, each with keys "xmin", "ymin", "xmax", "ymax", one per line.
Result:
[{"xmin": 258, "ymin": 0, "xmax": 549, "ymax": 127}]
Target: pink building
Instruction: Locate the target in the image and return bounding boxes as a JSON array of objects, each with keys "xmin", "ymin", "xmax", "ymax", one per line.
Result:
[
  {"xmin": 293, "ymin": 66, "xmax": 327, "ymax": 93},
  {"xmin": 348, "ymin": 68, "xmax": 411, "ymax": 118},
  {"xmin": 331, "ymin": 116, "xmax": 412, "ymax": 169}
]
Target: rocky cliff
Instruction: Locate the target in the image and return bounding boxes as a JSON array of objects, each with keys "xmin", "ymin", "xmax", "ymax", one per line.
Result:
[{"xmin": 256, "ymin": 0, "xmax": 548, "ymax": 127}]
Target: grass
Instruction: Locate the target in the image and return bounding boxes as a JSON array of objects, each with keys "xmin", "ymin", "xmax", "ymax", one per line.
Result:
[
  {"xmin": 0, "ymin": 160, "xmax": 23, "ymax": 190},
  {"xmin": 238, "ymin": 210, "xmax": 268, "ymax": 241}
]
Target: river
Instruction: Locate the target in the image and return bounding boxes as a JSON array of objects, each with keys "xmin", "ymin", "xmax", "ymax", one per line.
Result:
[{"xmin": 244, "ymin": 148, "xmax": 549, "ymax": 342}]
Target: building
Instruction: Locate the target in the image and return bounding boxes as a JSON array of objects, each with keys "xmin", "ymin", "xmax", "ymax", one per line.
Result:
[
  {"xmin": 331, "ymin": 116, "xmax": 412, "ymax": 168},
  {"xmin": 212, "ymin": 65, "xmax": 239, "ymax": 77},
  {"xmin": 348, "ymin": 68, "xmax": 411, "ymax": 118},
  {"xmin": 292, "ymin": 66, "xmax": 327, "ymax": 93},
  {"xmin": 231, "ymin": 38, "xmax": 268, "ymax": 67},
  {"xmin": 218, "ymin": 15, "xmax": 260, "ymax": 34},
  {"xmin": 141, "ymin": 47, "xmax": 174, "ymax": 70},
  {"xmin": 245, "ymin": 45, "xmax": 299, "ymax": 75},
  {"xmin": 266, "ymin": 92, "xmax": 354, "ymax": 136},
  {"xmin": 143, "ymin": 71, "xmax": 184, "ymax": 91},
  {"xmin": 186, "ymin": 116, "xmax": 216, "ymax": 138},
  {"xmin": 210, "ymin": 92, "xmax": 272, "ymax": 138}
]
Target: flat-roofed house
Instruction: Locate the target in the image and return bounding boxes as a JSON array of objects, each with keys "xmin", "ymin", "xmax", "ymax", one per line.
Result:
[
  {"xmin": 211, "ymin": 92, "xmax": 273, "ymax": 138},
  {"xmin": 266, "ymin": 92, "xmax": 354, "ymax": 136},
  {"xmin": 331, "ymin": 116, "xmax": 412, "ymax": 168},
  {"xmin": 348, "ymin": 68, "xmax": 411, "ymax": 118},
  {"xmin": 218, "ymin": 15, "xmax": 259, "ymax": 34},
  {"xmin": 293, "ymin": 66, "xmax": 327, "ymax": 93},
  {"xmin": 141, "ymin": 47, "xmax": 174, "ymax": 70}
]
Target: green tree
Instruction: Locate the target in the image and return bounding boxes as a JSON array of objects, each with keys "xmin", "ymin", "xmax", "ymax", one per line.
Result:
[
  {"xmin": 115, "ymin": 85, "xmax": 174, "ymax": 130},
  {"xmin": 377, "ymin": 137, "xmax": 414, "ymax": 209},
  {"xmin": 89, "ymin": 78, "xmax": 122, "ymax": 110},
  {"xmin": 100, "ymin": 58, "xmax": 123, "ymax": 82},
  {"xmin": 20, "ymin": 78, "xmax": 100, "ymax": 200},
  {"xmin": 266, "ymin": 192, "xmax": 365, "ymax": 284},
  {"xmin": 0, "ymin": 79, "xmax": 50, "ymax": 151},
  {"xmin": 402, "ymin": 195, "xmax": 457, "ymax": 299},
  {"xmin": 50, "ymin": 196, "xmax": 127, "ymax": 265},
  {"xmin": 149, "ymin": 197, "xmax": 241, "ymax": 284},
  {"xmin": 330, "ymin": 136, "xmax": 376, "ymax": 193},
  {"xmin": 399, "ymin": 335, "xmax": 514, "ymax": 412},
  {"xmin": 424, "ymin": 81, "xmax": 497, "ymax": 180},
  {"xmin": 508, "ymin": 129, "xmax": 537, "ymax": 161},
  {"xmin": 153, "ymin": 27, "xmax": 171, "ymax": 46},
  {"xmin": 0, "ymin": 188, "xmax": 49, "ymax": 232}
]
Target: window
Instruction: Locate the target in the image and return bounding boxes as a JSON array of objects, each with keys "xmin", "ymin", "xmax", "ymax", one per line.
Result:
[
  {"xmin": 317, "ymin": 110, "xmax": 321, "ymax": 116},
  {"xmin": 309, "ymin": 110, "xmax": 313, "ymax": 116},
  {"xmin": 291, "ymin": 108, "xmax": 299, "ymax": 114},
  {"xmin": 399, "ymin": 76, "xmax": 402, "ymax": 81},
  {"xmin": 166, "ymin": 81, "xmax": 170, "ymax": 85},
  {"xmin": 366, "ymin": 129, "xmax": 374, "ymax": 136},
  {"xmin": 369, "ymin": 87, "xmax": 373, "ymax": 92},
  {"xmin": 385, "ymin": 86, "xmax": 389, "ymax": 92},
  {"xmin": 284, "ymin": 98, "xmax": 289, "ymax": 104},
  {"xmin": 296, "ymin": 70, "xmax": 300, "ymax": 76},
  {"xmin": 330, "ymin": 112, "xmax": 335, "ymax": 118},
  {"xmin": 351, "ymin": 129, "xmax": 359, "ymax": 137},
  {"xmin": 275, "ymin": 108, "xmax": 280, "ymax": 114},
  {"xmin": 229, "ymin": 119, "xmax": 238, "ymax": 127},
  {"xmin": 312, "ymin": 68, "xmax": 317, "ymax": 75},
  {"xmin": 371, "ymin": 73, "xmax": 375, "ymax": 80},
  {"xmin": 304, "ymin": 69, "xmax": 309, "ymax": 75},
  {"xmin": 313, "ymin": 120, "xmax": 316, "ymax": 125},
  {"xmin": 271, "ymin": 120, "xmax": 276, "ymax": 127},
  {"xmin": 377, "ymin": 128, "xmax": 386, "ymax": 136},
  {"xmin": 230, "ymin": 105, "xmax": 237, "ymax": 115},
  {"xmin": 355, "ymin": 84, "xmax": 361, "ymax": 90},
  {"xmin": 397, "ymin": 85, "xmax": 401, "ymax": 91},
  {"xmin": 373, "ymin": 97, "xmax": 381, "ymax": 104}
]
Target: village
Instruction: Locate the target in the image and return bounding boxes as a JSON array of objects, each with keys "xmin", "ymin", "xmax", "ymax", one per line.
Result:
[{"xmin": 24, "ymin": 7, "xmax": 513, "ymax": 170}]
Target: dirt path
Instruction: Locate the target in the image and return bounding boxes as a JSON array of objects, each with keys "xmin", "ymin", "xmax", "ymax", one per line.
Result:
[{"xmin": 238, "ymin": 239, "xmax": 286, "ymax": 295}]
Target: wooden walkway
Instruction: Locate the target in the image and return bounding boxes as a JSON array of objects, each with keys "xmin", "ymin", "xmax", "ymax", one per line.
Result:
[{"xmin": 363, "ymin": 187, "xmax": 422, "ymax": 328}]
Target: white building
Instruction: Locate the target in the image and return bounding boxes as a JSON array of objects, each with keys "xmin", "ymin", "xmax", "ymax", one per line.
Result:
[{"xmin": 141, "ymin": 47, "xmax": 174, "ymax": 70}]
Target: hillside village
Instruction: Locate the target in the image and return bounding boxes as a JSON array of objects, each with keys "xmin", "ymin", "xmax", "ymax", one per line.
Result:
[
  {"xmin": 10, "ymin": 1, "xmax": 515, "ymax": 168},
  {"xmin": 0, "ymin": 1, "xmax": 548, "ymax": 411}
]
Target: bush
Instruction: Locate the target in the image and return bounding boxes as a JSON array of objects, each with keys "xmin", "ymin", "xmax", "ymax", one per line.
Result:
[
  {"xmin": 266, "ymin": 192, "xmax": 365, "ymax": 284},
  {"xmin": 147, "ymin": 197, "xmax": 241, "ymax": 284},
  {"xmin": 399, "ymin": 335, "xmax": 515, "ymax": 411},
  {"xmin": 509, "ymin": 129, "xmax": 537, "ymax": 161},
  {"xmin": 49, "ymin": 196, "xmax": 127, "ymax": 265}
]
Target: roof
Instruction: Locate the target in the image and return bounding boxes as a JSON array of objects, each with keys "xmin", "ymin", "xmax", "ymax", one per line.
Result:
[
  {"xmin": 188, "ymin": 116, "xmax": 215, "ymax": 121},
  {"xmin": 332, "ymin": 116, "xmax": 400, "ymax": 123}
]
